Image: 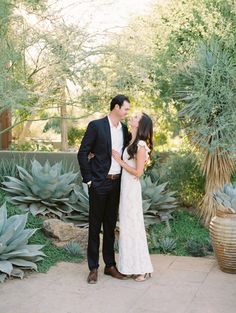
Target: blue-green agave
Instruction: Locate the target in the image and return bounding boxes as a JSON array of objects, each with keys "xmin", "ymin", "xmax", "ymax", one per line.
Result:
[
  {"xmin": 213, "ymin": 183, "xmax": 236, "ymax": 213},
  {"xmin": 2, "ymin": 160, "xmax": 78, "ymax": 218},
  {"xmin": 0, "ymin": 203, "xmax": 45, "ymax": 283},
  {"xmin": 64, "ymin": 184, "xmax": 89, "ymax": 228},
  {"xmin": 141, "ymin": 176, "xmax": 178, "ymax": 227}
]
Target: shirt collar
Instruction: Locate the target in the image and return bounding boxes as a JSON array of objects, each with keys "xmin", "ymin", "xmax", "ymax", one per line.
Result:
[{"xmin": 107, "ymin": 116, "xmax": 122, "ymax": 130}]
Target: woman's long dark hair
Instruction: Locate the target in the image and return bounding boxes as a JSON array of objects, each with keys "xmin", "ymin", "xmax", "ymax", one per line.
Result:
[{"xmin": 127, "ymin": 113, "xmax": 153, "ymax": 160}]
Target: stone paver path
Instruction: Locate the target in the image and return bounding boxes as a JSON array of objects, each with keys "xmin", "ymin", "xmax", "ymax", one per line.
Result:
[{"xmin": 0, "ymin": 255, "xmax": 236, "ymax": 313}]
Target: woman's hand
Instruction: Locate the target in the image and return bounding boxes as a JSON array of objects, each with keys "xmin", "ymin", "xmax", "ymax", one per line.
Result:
[{"xmin": 112, "ymin": 149, "xmax": 122, "ymax": 165}]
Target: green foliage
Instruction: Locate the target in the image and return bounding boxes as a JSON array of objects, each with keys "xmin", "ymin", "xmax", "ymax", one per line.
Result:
[
  {"xmin": 231, "ymin": 172, "xmax": 236, "ymax": 183},
  {"xmin": 159, "ymin": 151, "xmax": 205, "ymax": 207},
  {"xmin": 65, "ymin": 176, "xmax": 178, "ymax": 230},
  {"xmin": 0, "ymin": 156, "xmax": 29, "ymax": 183},
  {"xmin": 141, "ymin": 175, "xmax": 178, "ymax": 227},
  {"xmin": 64, "ymin": 185, "xmax": 89, "ymax": 228},
  {"xmin": 0, "ymin": 202, "xmax": 45, "ymax": 283},
  {"xmin": 64, "ymin": 241, "xmax": 85, "ymax": 257},
  {"xmin": 43, "ymin": 118, "xmax": 61, "ymax": 134},
  {"xmin": 2, "ymin": 160, "xmax": 78, "ymax": 218},
  {"xmin": 177, "ymin": 39, "xmax": 236, "ymax": 152},
  {"xmin": 213, "ymin": 183, "xmax": 236, "ymax": 213},
  {"xmin": 148, "ymin": 210, "xmax": 210, "ymax": 256},
  {"xmin": 155, "ymin": 132, "xmax": 168, "ymax": 146},
  {"xmin": 9, "ymin": 142, "xmax": 54, "ymax": 152},
  {"xmin": 0, "ymin": 191, "xmax": 83, "ymax": 274},
  {"xmin": 158, "ymin": 237, "xmax": 177, "ymax": 254},
  {"xmin": 68, "ymin": 127, "xmax": 85, "ymax": 146},
  {"xmin": 185, "ymin": 239, "xmax": 209, "ymax": 257}
]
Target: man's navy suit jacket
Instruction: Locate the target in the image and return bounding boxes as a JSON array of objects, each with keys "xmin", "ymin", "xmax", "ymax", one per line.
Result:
[{"xmin": 77, "ymin": 116, "xmax": 129, "ymax": 188}]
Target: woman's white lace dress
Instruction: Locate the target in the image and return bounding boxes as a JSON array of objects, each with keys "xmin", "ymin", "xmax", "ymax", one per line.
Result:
[{"xmin": 118, "ymin": 140, "xmax": 153, "ymax": 275}]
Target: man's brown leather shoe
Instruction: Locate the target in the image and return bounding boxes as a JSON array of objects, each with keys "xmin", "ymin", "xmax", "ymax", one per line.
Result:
[
  {"xmin": 104, "ymin": 266, "xmax": 127, "ymax": 280},
  {"xmin": 87, "ymin": 269, "xmax": 98, "ymax": 284}
]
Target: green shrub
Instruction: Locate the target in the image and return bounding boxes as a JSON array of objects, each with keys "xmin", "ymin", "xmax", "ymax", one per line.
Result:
[
  {"xmin": 159, "ymin": 151, "xmax": 205, "ymax": 207},
  {"xmin": 185, "ymin": 239, "xmax": 209, "ymax": 257},
  {"xmin": 148, "ymin": 210, "xmax": 210, "ymax": 256},
  {"xmin": 231, "ymin": 171, "xmax": 236, "ymax": 183},
  {"xmin": 9, "ymin": 142, "xmax": 54, "ymax": 152},
  {"xmin": 68, "ymin": 127, "xmax": 85, "ymax": 146}
]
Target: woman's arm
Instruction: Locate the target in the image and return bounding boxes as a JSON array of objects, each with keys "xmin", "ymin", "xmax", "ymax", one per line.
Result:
[{"xmin": 112, "ymin": 147, "xmax": 146, "ymax": 178}]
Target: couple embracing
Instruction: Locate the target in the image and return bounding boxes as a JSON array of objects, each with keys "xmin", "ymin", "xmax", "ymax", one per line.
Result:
[{"xmin": 78, "ymin": 95, "xmax": 153, "ymax": 284}]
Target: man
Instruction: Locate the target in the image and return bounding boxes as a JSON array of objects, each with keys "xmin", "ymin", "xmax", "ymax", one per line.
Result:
[{"xmin": 78, "ymin": 94, "xmax": 130, "ymax": 284}]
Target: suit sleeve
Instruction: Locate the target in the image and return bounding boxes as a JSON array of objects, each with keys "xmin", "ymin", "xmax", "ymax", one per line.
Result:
[{"xmin": 77, "ymin": 121, "xmax": 97, "ymax": 183}]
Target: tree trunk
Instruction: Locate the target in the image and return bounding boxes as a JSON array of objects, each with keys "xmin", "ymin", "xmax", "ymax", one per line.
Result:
[
  {"xmin": 60, "ymin": 102, "xmax": 68, "ymax": 151},
  {"xmin": 0, "ymin": 110, "xmax": 12, "ymax": 150}
]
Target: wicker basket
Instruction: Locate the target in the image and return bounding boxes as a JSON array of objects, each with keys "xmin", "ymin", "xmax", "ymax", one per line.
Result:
[{"xmin": 209, "ymin": 210, "xmax": 236, "ymax": 273}]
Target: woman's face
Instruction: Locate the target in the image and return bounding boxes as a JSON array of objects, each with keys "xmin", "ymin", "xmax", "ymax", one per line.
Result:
[{"xmin": 129, "ymin": 113, "xmax": 142, "ymax": 129}]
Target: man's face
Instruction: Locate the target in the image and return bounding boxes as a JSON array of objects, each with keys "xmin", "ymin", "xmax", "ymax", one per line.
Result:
[{"xmin": 116, "ymin": 100, "xmax": 130, "ymax": 120}]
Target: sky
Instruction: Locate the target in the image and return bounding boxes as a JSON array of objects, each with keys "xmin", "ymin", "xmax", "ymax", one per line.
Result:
[{"xmin": 54, "ymin": 0, "xmax": 155, "ymax": 33}]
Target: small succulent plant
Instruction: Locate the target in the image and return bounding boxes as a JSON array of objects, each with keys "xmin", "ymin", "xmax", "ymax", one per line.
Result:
[
  {"xmin": 64, "ymin": 241, "xmax": 85, "ymax": 257},
  {"xmin": 213, "ymin": 183, "xmax": 236, "ymax": 213},
  {"xmin": 158, "ymin": 237, "xmax": 176, "ymax": 254}
]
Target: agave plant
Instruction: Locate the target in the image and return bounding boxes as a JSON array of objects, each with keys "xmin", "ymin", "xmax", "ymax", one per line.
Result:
[
  {"xmin": 159, "ymin": 237, "xmax": 176, "ymax": 254},
  {"xmin": 213, "ymin": 183, "xmax": 236, "ymax": 213},
  {"xmin": 2, "ymin": 160, "xmax": 78, "ymax": 218},
  {"xmin": 64, "ymin": 241, "xmax": 85, "ymax": 257},
  {"xmin": 0, "ymin": 156, "xmax": 29, "ymax": 183},
  {"xmin": 0, "ymin": 203, "xmax": 45, "ymax": 283},
  {"xmin": 141, "ymin": 176, "xmax": 178, "ymax": 228},
  {"xmin": 64, "ymin": 184, "xmax": 89, "ymax": 228}
]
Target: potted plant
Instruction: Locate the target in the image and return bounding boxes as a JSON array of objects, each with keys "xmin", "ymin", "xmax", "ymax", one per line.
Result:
[{"xmin": 210, "ymin": 183, "xmax": 236, "ymax": 273}]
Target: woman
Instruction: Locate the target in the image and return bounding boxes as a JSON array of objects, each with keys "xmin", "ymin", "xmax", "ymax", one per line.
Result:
[{"xmin": 112, "ymin": 112, "xmax": 154, "ymax": 282}]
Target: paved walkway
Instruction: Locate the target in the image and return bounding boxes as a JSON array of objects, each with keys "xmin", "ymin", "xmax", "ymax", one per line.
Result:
[{"xmin": 0, "ymin": 255, "xmax": 236, "ymax": 313}]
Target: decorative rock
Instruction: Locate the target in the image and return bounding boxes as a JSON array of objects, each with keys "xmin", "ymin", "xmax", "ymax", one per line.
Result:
[{"xmin": 43, "ymin": 219, "xmax": 88, "ymax": 250}]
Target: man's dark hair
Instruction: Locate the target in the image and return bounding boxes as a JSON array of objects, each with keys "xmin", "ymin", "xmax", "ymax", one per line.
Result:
[{"xmin": 110, "ymin": 94, "xmax": 130, "ymax": 111}]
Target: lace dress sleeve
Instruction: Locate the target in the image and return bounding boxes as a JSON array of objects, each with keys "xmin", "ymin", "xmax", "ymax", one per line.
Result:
[{"xmin": 137, "ymin": 140, "xmax": 150, "ymax": 160}]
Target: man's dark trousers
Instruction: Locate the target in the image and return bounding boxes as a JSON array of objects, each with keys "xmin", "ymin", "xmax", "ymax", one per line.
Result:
[{"xmin": 87, "ymin": 178, "xmax": 120, "ymax": 270}]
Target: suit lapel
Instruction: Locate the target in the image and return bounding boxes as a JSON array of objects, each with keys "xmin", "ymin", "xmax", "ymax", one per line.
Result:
[
  {"xmin": 104, "ymin": 116, "xmax": 112, "ymax": 154},
  {"xmin": 121, "ymin": 123, "xmax": 128, "ymax": 149}
]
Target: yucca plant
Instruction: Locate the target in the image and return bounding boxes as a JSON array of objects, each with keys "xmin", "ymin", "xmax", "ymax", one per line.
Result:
[
  {"xmin": 213, "ymin": 183, "xmax": 236, "ymax": 213},
  {"xmin": 141, "ymin": 176, "xmax": 178, "ymax": 228},
  {"xmin": 0, "ymin": 203, "xmax": 45, "ymax": 283},
  {"xmin": 2, "ymin": 160, "xmax": 78, "ymax": 218},
  {"xmin": 177, "ymin": 38, "xmax": 236, "ymax": 224},
  {"xmin": 64, "ymin": 184, "xmax": 89, "ymax": 228}
]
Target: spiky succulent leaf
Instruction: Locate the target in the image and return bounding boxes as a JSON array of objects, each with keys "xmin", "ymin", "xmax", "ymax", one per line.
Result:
[
  {"xmin": 141, "ymin": 176, "xmax": 178, "ymax": 228},
  {"xmin": 2, "ymin": 160, "xmax": 78, "ymax": 217},
  {"xmin": 214, "ymin": 183, "xmax": 236, "ymax": 213},
  {"xmin": 64, "ymin": 184, "xmax": 89, "ymax": 228},
  {"xmin": 0, "ymin": 203, "xmax": 45, "ymax": 283}
]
